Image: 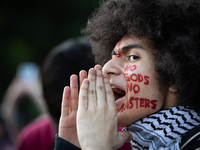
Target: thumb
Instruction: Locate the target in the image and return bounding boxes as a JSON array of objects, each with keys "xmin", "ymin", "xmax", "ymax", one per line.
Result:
[{"xmin": 119, "ymin": 131, "xmax": 133, "ymax": 143}]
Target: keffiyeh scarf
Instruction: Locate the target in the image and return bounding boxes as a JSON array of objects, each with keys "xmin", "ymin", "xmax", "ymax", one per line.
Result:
[{"xmin": 124, "ymin": 106, "xmax": 200, "ymax": 150}]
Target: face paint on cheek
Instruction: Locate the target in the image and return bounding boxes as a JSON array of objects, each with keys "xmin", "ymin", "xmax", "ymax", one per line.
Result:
[
  {"xmin": 151, "ymin": 100, "xmax": 157, "ymax": 110},
  {"xmin": 116, "ymin": 65, "xmax": 158, "ymax": 113},
  {"xmin": 124, "ymin": 65, "xmax": 137, "ymax": 72},
  {"xmin": 126, "ymin": 82, "xmax": 140, "ymax": 94},
  {"xmin": 117, "ymin": 97, "xmax": 158, "ymax": 113}
]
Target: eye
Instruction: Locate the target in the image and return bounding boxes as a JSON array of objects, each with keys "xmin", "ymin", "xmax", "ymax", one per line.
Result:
[{"xmin": 127, "ymin": 55, "xmax": 139, "ymax": 61}]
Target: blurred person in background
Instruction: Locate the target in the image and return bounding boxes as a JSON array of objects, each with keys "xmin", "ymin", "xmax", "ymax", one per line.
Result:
[
  {"xmin": 0, "ymin": 114, "xmax": 15, "ymax": 150},
  {"xmin": 0, "ymin": 62, "xmax": 46, "ymax": 147},
  {"xmin": 16, "ymin": 37, "xmax": 96, "ymax": 150}
]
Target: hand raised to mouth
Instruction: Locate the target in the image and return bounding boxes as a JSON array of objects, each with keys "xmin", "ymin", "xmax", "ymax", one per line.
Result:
[
  {"xmin": 58, "ymin": 70, "xmax": 88, "ymax": 148},
  {"xmin": 77, "ymin": 65, "xmax": 132, "ymax": 150}
]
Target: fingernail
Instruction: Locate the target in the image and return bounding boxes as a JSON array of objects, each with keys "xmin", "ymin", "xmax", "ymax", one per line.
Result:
[
  {"xmin": 103, "ymin": 74, "xmax": 108, "ymax": 78},
  {"xmin": 84, "ymin": 79, "xmax": 89, "ymax": 84},
  {"xmin": 96, "ymin": 65, "xmax": 101, "ymax": 70},
  {"xmin": 90, "ymin": 68, "xmax": 96, "ymax": 74}
]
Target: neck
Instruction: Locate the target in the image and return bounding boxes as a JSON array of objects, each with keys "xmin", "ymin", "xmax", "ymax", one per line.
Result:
[{"xmin": 162, "ymin": 90, "xmax": 178, "ymax": 109}]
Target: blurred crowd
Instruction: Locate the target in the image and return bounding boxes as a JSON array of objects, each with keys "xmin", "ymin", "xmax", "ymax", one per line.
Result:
[{"xmin": 0, "ymin": 37, "xmax": 95, "ymax": 150}]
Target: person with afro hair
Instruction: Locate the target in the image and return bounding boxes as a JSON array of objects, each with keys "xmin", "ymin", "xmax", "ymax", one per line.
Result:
[{"xmin": 55, "ymin": 0, "xmax": 200, "ymax": 149}]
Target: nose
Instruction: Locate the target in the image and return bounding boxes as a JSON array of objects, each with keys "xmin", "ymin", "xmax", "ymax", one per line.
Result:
[{"xmin": 102, "ymin": 58, "xmax": 121, "ymax": 75}]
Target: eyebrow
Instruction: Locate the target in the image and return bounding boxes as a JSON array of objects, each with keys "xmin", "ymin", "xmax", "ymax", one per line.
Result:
[
  {"xmin": 120, "ymin": 43, "xmax": 145, "ymax": 53},
  {"xmin": 111, "ymin": 43, "xmax": 145, "ymax": 56}
]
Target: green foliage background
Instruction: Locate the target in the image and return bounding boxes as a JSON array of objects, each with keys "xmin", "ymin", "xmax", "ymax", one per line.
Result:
[{"xmin": 0, "ymin": 0, "xmax": 100, "ymax": 100}]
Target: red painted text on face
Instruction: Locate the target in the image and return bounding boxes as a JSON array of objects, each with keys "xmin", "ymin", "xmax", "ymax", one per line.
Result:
[
  {"xmin": 117, "ymin": 97, "xmax": 157, "ymax": 113},
  {"xmin": 116, "ymin": 65, "xmax": 157, "ymax": 112}
]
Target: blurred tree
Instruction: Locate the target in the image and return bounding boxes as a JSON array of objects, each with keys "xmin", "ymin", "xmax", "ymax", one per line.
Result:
[{"xmin": 0, "ymin": 0, "xmax": 100, "ymax": 101}]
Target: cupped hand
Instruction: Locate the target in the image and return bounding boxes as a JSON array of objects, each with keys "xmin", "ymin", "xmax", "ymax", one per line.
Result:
[
  {"xmin": 58, "ymin": 70, "xmax": 87, "ymax": 148},
  {"xmin": 77, "ymin": 65, "xmax": 132, "ymax": 150}
]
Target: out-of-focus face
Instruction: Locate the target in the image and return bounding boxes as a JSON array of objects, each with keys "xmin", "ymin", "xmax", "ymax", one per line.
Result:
[{"xmin": 103, "ymin": 35, "xmax": 167, "ymax": 127}]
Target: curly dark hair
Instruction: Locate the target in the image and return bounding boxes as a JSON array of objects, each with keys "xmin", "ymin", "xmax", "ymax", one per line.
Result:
[{"xmin": 82, "ymin": 0, "xmax": 200, "ymax": 110}]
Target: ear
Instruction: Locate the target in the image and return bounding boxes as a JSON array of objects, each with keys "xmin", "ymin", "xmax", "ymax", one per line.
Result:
[{"xmin": 169, "ymin": 85, "xmax": 177, "ymax": 93}]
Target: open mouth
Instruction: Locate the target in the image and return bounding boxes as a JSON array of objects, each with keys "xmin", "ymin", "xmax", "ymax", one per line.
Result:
[{"xmin": 111, "ymin": 86, "xmax": 126, "ymax": 101}]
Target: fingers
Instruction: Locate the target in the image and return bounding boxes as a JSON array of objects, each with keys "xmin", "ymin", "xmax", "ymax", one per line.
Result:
[
  {"xmin": 119, "ymin": 132, "xmax": 133, "ymax": 143},
  {"xmin": 77, "ymin": 66, "xmax": 121, "ymax": 150},
  {"xmin": 79, "ymin": 79, "xmax": 89, "ymax": 110},
  {"xmin": 61, "ymin": 86, "xmax": 71, "ymax": 117},
  {"xmin": 78, "ymin": 65, "xmax": 115, "ymax": 110},
  {"xmin": 88, "ymin": 68, "xmax": 97, "ymax": 108},
  {"xmin": 61, "ymin": 75, "xmax": 79, "ymax": 117},
  {"xmin": 112, "ymin": 132, "xmax": 132, "ymax": 149},
  {"xmin": 95, "ymin": 65, "xmax": 106, "ymax": 106},
  {"xmin": 79, "ymin": 70, "xmax": 88, "ymax": 87},
  {"xmin": 70, "ymin": 75, "xmax": 79, "ymax": 111},
  {"xmin": 103, "ymin": 74, "xmax": 115, "ymax": 107}
]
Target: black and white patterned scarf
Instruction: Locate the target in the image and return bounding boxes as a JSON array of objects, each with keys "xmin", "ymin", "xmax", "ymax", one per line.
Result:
[{"xmin": 124, "ymin": 106, "xmax": 200, "ymax": 150}]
